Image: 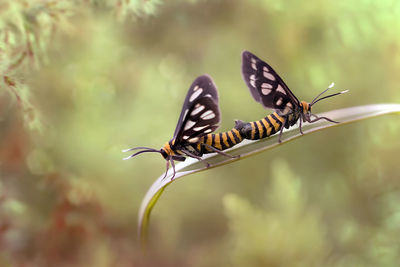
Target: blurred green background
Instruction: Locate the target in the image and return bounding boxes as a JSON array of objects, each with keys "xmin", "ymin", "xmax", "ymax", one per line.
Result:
[{"xmin": 1, "ymin": 0, "xmax": 400, "ymax": 266}]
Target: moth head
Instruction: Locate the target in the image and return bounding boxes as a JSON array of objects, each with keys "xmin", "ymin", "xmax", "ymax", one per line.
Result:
[
  {"xmin": 300, "ymin": 101, "xmax": 311, "ymax": 114},
  {"xmin": 160, "ymin": 141, "xmax": 175, "ymax": 160},
  {"xmin": 160, "ymin": 148, "xmax": 170, "ymax": 159}
]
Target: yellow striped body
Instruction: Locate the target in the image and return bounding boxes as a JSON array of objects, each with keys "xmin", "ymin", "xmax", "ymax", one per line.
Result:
[
  {"xmin": 196, "ymin": 127, "xmax": 244, "ymax": 154},
  {"xmin": 239, "ymin": 111, "xmax": 299, "ymax": 140},
  {"xmin": 161, "ymin": 124, "xmax": 245, "ymax": 160}
]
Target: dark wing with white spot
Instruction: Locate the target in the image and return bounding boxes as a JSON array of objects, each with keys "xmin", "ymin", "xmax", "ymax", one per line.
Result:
[
  {"xmin": 173, "ymin": 75, "xmax": 221, "ymax": 143},
  {"xmin": 241, "ymin": 51, "xmax": 300, "ymax": 113}
]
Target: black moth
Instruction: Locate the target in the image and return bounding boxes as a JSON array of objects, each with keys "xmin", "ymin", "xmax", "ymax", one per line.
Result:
[
  {"xmin": 123, "ymin": 75, "xmax": 237, "ymax": 179},
  {"xmin": 240, "ymin": 50, "xmax": 348, "ymax": 142}
]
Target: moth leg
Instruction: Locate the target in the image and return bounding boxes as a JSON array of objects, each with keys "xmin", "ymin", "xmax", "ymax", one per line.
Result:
[
  {"xmin": 309, "ymin": 115, "xmax": 339, "ymax": 124},
  {"xmin": 170, "ymin": 159, "xmax": 177, "ymax": 180},
  {"xmin": 203, "ymin": 143, "xmax": 239, "ymax": 159},
  {"xmin": 180, "ymin": 149, "xmax": 210, "ymax": 168},
  {"xmin": 299, "ymin": 117, "xmax": 304, "ymax": 135},
  {"xmin": 278, "ymin": 116, "xmax": 288, "ymax": 143},
  {"xmin": 162, "ymin": 160, "xmax": 170, "ymax": 180}
]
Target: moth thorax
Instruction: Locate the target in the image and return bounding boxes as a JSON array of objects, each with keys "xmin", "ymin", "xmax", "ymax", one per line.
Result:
[{"xmin": 300, "ymin": 101, "xmax": 310, "ymax": 114}]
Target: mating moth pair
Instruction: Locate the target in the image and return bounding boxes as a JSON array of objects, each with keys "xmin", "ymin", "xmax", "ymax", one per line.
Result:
[{"xmin": 123, "ymin": 51, "xmax": 348, "ymax": 179}]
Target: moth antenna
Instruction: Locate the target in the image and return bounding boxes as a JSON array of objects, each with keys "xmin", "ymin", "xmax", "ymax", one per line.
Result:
[
  {"xmin": 310, "ymin": 82, "xmax": 335, "ymax": 105},
  {"xmin": 122, "ymin": 146, "xmax": 157, "ymax": 152},
  {"xmin": 122, "ymin": 149, "xmax": 161, "ymax": 160},
  {"xmin": 311, "ymin": 89, "xmax": 349, "ymax": 106}
]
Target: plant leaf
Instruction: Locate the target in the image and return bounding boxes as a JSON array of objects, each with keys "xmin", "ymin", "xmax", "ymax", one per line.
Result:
[{"xmin": 137, "ymin": 103, "xmax": 400, "ymax": 244}]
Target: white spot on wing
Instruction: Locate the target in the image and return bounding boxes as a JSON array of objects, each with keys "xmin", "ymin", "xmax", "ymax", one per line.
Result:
[
  {"xmin": 276, "ymin": 85, "xmax": 286, "ymax": 95},
  {"xmin": 189, "ymin": 88, "xmax": 203, "ymax": 102},
  {"xmin": 262, "ymin": 83, "xmax": 273, "ymax": 89},
  {"xmin": 283, "ymin": 102, "xmax": 293, "ymax": 113},
  {"xmin": 200, "ymin": 110, "xmax": 216, "ymax": 120},
  {"xmin": 188, "ymin": 137, "xmax": 199, "ymax": 143},
  {"xmin": 184, "ymin": 120, "xmax": 196, "ymax": 131},
  {"xmin": 204, "ymin": 129, "xmax": 212, "ymax": 134},
  {"xmin": 204, "ymin": 94, "xmax": 212, "ymax": 98},
  {"xmin": 262, "ymin": 66, "xmax": 275, "ymax": 81},
  {"xmin": 263, "ymin": 71, "xmax": 276, "ymax": 81},
  {"xmin": 276, "ymin": 97, "xmax": 283, "ymax": 106},
  {"xmin": 251, "ymin": 58, "xmax": 257, "ymax": 70},
  {"xmin": 183, "ymin": 135, "xmax": 190, "ymax": 140},
  {"xmin": 182, "ymin": 109, "xmax": 189, "ymax": 122},
  {"xmin": 193, "ymin": 125, "xmax": 209, "ymax": 131},
  {"xmin": 193, "ymin": 85, "xmax": 200, "ymax": 91},
  {"xmin": 262, "ymin": 88, "xmax": 272, "ymax": 95},
  {"xmin": 191, "ymin": 104, "xmax": 205, "ymax": 116},
  {"xmin": 261, "ymin": 83, "xmax": 272, "ymax": 95},
  {"xmin": 250, "ymin": 74, "xmax": 256, "ymax": 87}
]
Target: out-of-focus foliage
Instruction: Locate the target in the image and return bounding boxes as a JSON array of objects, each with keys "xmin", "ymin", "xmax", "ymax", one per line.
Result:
[
  {"xmin": 224, "ymin": 159, "xmax": 400, "ymax": 266},
  {"xmin": 0, "ymin": 0, "xmax": 400, "ymax": 266},
  {"xmin": 224, "ymin": 159, "xmax": 328, "ymax": 267}
]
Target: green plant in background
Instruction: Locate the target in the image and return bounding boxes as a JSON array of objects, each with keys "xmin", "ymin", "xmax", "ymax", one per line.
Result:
[
  {"xmin": 224, "ymin": 159, "xmax": 328, "ymax": 266},
  {"xmin": 1, "ymin": 0, "xmax": 400, "ymax": 266}
]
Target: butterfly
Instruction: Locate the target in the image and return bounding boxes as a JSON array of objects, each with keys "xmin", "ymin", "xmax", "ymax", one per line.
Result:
[
  {"xmin": 123, "ymin": 75, "xmax": 240, "ymax": 179},
  {"xmin": 239, "ymin": 50, "xmax": 348, "ymax": 142}
]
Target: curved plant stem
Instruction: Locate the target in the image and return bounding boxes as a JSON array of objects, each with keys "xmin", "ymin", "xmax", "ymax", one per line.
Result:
[{"xmin": 137, "ymin": 103, "xmax": 400, "ymax": 246}]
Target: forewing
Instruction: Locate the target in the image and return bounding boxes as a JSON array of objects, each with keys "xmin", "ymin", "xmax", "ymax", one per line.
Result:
[
  {"xmin": 241, "ymin": 51, "xmax": 300, "ymax": 113},
  {"xmin": 173, "ymin": 75, "xmax": 221, "ymax": 142}
]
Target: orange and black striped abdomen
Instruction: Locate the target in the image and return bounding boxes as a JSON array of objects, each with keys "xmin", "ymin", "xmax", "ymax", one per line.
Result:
[
  {"xmin": 197, "ymin": 128, "xmax": 243, "ymax": 154},
  {"xmin": 240, "ymin": 112, "xmax": 286, "ymax": 140}
]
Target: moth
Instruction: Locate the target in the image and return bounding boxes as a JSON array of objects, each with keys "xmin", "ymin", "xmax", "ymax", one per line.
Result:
[
  {"xmin": 123, "ymin": 75, "xmax": 242, "ymax": 179},
  {"xmin": 239, "ymin": 50, "xmax": 348, "ymax": 142}
]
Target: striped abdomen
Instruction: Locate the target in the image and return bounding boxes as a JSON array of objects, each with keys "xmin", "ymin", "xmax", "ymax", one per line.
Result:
[
  {"xmin": 238, "ymin": 112, "xmax": 299, "ymax": 140},
  {"xmin": 197, "ymin": 127, "xmax": 244, "ymax": 154}
]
